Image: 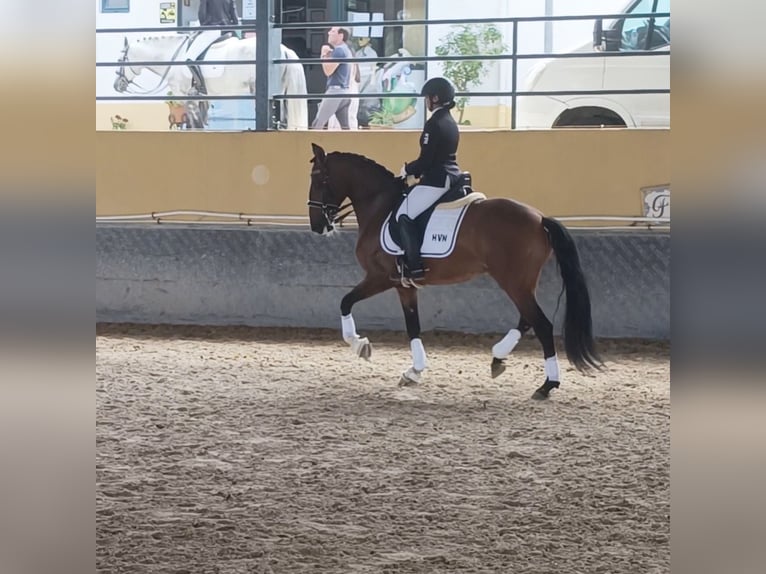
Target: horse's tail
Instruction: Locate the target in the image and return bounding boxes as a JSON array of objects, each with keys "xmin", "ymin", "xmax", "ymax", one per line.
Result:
[
  {"xmin": 541, "ymin": 216, "xmax": 603, "ymax": 372},
  {"xmin": 282, "ymin": 49, "xmax": 308, "ymax": 130}
]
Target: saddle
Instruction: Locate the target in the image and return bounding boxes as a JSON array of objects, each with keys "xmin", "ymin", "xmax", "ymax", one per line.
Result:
[
  {"xmin": 387, "ymin": 172, "xmax": 475, "ymax": 249},
  {"xmin": 186, "ymin": 32, "xmax": 236, "ymax": 94},
  {"xmin": 194, "ymin": 32, "xmax": 236, "ymax": 61}
]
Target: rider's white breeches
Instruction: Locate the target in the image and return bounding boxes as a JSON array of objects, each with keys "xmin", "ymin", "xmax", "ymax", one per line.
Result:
[{"xmin": 395, "ymin": 177, "xmax": 450, "ymax": 220}]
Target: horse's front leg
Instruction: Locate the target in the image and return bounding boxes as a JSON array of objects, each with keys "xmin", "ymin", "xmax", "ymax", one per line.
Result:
[
  {"xmin": 396, "ymin": 286, "xmax": 427, "ymax": 386},
  {"xmin": 340, "ymin": 274, "xmax": 392, "ymax": 360}
]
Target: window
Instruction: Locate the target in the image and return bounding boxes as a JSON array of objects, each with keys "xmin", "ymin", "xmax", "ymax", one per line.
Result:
[
  {"xmin": 102, "ymin": 0, "xmax": 130, "ymax": 13},
  {"xmin": 651, "ymin": 0, "xmax": 671, "ymax": 49},
  {"xmin": 620, "ymin": 0, "xmax": 670, "ymax": 51}
]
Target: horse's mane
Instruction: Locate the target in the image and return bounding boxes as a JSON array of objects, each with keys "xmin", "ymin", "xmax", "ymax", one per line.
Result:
[
  {"xmin": 135, "ymin": 35, "xmax": 184, "ymax": 43},
  {"xmin": 328, "ymin": 152, "xmax": 396, "ymax": 181}
]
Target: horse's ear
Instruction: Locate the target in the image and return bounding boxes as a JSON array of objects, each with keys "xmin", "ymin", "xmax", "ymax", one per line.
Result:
[
  {"xmin": 124, "ymin": 36, "xmax": 129, "ymax": 49},
  {"xmin": 311, "ymin": 143, "xmax": 326, "ymax": 164}
]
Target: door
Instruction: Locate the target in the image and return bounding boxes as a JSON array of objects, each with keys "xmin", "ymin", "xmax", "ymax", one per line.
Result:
[{"xmin": 604, "ymin": 0, "xmax": 670, "ymax": 127}]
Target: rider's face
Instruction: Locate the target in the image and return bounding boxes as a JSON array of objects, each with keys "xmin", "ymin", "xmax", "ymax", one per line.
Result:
[{"xmin": 425, "ymin": 96, "xmax": 437, "ymax": 112}]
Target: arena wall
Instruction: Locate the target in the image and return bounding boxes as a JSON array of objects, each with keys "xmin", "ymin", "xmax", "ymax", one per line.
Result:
[
  {"xmin": 96, "ymin": 225, "xmax": 669, "ymax": 340},
  {"xmin": 96, "ymin": 130, "xmax": 669, "ymax": 218}
]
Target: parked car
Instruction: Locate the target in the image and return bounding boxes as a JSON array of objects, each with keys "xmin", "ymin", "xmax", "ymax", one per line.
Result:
[{"xmin": 516, "ymin": 0, "xmax": 670, "ymax": 129}]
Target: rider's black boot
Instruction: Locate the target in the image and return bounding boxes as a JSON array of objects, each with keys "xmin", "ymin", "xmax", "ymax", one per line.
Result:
[{"xmin": 397, "ymin": 215, "xmax": 426, "ymax": 281}]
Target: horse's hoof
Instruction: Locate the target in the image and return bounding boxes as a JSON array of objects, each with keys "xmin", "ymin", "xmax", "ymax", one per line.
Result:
[
  {"xmin": 532, "ymin": 378, "xmax": 560, "ymax": 400},
  {"xmin": 491, "ymin": 358, "xmax": 506, "ymax": 379},
  {"xmin": 399, "ymin": 367, "xmax": 422, "ymax": 387},
  {"xmin": 399, "ymin": 376, "xmax": 419, "ymax": 387},
  {"xmin": 351, "ymin": 337, "xmax": 372, "ymax": 361}
]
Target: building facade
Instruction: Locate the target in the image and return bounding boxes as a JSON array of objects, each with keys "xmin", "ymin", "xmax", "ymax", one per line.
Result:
[{"xmin": 96, "ymin": 0, "xmax": 626, "ymax": 130}]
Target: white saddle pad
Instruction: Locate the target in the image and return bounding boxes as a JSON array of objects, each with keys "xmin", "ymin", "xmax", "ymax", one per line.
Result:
[
  {"xmin": 181, "ymin": 61, "xmax": 227, "ymax": 80},
  {"xmin": 381, "ymin": 204, "xmax": 470, "ymax": 258},
  {"xmin": 200, "ymin": 40, "xmax": 239, "ymax": 77}
]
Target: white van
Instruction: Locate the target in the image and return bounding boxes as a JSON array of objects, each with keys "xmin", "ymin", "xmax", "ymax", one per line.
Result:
[{"xmin": 516, "ymin": 0, "xmax": 670, "ymax": 129}]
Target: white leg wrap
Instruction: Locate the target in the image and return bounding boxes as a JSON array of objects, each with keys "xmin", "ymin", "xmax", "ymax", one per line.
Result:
[
  {"xmin": 410, "ymin": 338, "xmax": 428, "ymax": 372},
  {"xmin": 492, "ymin": 328, "xmax": 521, "ymax": 359},
  {"xmin": 545, "ymin": 355, "xmax": 560, "ymax": 382},
  {"xmin": 341, "ymin": 314, "xmax": 358, "ymax": 344}
]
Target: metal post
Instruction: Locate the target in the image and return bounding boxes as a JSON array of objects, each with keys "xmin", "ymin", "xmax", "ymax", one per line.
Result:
[
  {"xmin": 511, "ymin": 20, "xmax": 518, "ymax": 130},
  {"xmin": 255, "ymin": 0, "xmax": 273, "ymax": 131},
  {"xmin": 544, "ymin": 0, "xmax": 554, "ymax": 54}
]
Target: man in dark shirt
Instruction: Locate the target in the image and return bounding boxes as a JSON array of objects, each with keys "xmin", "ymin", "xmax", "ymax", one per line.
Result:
[
  {"xmin": 186, "ymin": 0, "xmax": 239, "ymax": 63},
  {"xmin": 311, "ymin": 27, "xmax": 353, "ymax": 130},
  {"xmin": 395, "ymin": 77, "xmax": 463, "ymax": 281},
  {"xmin": 199, "ymin": 0, "xmax": 239, "ymax": 34}
]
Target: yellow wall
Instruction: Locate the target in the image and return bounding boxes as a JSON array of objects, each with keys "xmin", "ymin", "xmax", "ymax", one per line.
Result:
[
  {"xmin": 458, "ymin": 104, "xmax": 512, "ymax": 129},
  {"xmin": 97, "ymin": 102, "xmax": 175, "ymax": 131},
  {"xmin": 96, "ymin": 129, "xmax": 669, "ymax": 219}
]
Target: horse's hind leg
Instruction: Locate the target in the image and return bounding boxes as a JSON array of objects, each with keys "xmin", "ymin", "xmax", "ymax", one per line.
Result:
[
  {"xmin": 490, "ymin": 278, "xmax": 561, "ymax": 399},
  {"xmin": 517, "ymin": 298, "xmax": 561, "ymax": 400},
  {"xmin": 340, "ymin": 274, "xmax": 392, "ymax": 360},
  {"xmin": 396, "ymin": 286, "xmax": 427, "ymax": 386}
]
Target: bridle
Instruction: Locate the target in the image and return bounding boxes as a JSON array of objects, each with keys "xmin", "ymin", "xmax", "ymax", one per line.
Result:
[
  {"xmin": 114, "ymin": 37, "xmax": 189, "ymax": 95},
  {"xmin": 307, "ymin": 167, "xmax": 353, "ymax": 228},
  {"xmin": 114, "ymin": 41, "xmax": 141, "ymax": 92}
]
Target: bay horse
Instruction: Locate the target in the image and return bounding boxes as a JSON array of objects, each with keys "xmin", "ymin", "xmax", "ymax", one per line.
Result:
[{"xmin": 307, "ymin": 143, "xmax": 602, "ymax": 399}]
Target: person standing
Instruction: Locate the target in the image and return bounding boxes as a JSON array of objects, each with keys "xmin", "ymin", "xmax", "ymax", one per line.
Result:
[
  {"xmin": 199, "ymin": 0, "xmax": 239, "ymax": 35},
  {"xmin": 354, "ymin": 37, "xmax": 379, "ymax": 128},
  {"xmin": 186, "ymin": 0, "xmax": 239, "ymax": 62},
  {"xmin": 311, "ymin": 27, "xmax": 353, "ymax": 130},
  {"xmin": 329, "ymin": 38, "xmax": 361, "ymax": 130}
]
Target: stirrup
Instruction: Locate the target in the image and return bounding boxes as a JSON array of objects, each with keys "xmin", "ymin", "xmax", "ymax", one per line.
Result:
[
  {"xmin": 402, "ymin": 266, "xmax": 426, "ymax": 289},
  {"xmin": 400, "ymin": 277, "xmax": 423, "ymax": 289},
  {"xmin": 392, "ymin": 259, "xmax": 425, "ymax": 289},
  {"xmin": 407, "ymin": 267, "xmax": 426, "ymax": 280}
]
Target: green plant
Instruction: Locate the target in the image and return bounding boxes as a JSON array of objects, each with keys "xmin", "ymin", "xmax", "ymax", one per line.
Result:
[
  {"xmin": 434, "ymin": 24, "xmax": 507, "ymax": 125},
  {"xmin": 110, "ymin": 115, "xmax": 129, "ymax": 130},
  {"xmin": 166, "ymin": 90, "xmax": 182, "ymax": 107}
]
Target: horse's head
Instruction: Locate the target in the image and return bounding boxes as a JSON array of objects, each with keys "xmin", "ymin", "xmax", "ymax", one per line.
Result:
[
  {"xmin": 307, "ymin": 143, "xmax": 347, "ymax": 235},
  {"xmin": 308, "ymin": 143, "xmax": 405, "ymax": 235},
  {"xmin": 113, "ymin": 37, "xmax": 137, "ymax": 92},
  {"xmin": 113, "ymin": 35, "xmax": 187, "ymax": 93}
]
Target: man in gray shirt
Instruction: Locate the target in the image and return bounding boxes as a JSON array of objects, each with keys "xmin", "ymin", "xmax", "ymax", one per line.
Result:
[{"xmin": 311, "ymin": 27, "xmax": 353, "ymax": 129}]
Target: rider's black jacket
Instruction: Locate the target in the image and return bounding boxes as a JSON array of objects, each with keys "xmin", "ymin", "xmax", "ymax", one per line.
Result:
[{"xmin": 404, "ymin": 106, "xmax": 461, "ymax": 187}]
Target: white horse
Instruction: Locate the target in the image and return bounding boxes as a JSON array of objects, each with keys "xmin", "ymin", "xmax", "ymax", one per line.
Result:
[{"xmin": 113, "ymin": 34, "xmax": 308, "ymax": 130}]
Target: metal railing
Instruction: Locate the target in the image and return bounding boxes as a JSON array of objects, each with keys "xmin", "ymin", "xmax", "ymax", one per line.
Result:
[
  {"xmin": 95, "ymin": 0, "xmax": 669, "ymax": 130},
  {"xmin": 95, "ymin": 210, "xmax": 670, "ymax": 231}
]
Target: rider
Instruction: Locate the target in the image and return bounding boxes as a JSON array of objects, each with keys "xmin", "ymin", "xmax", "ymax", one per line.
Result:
[
  {"xmin": 396, "ymin": 76, "xmax": 462, "ymax": 282},
  {"xmin": 186, "ymin": 0, "xmax": 240, "ymax": 64}
]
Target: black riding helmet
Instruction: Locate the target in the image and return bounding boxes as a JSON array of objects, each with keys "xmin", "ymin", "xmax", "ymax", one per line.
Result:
[{"xmin": 421, "ymin": 77, "xmax": 456, "ymax": 108}]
